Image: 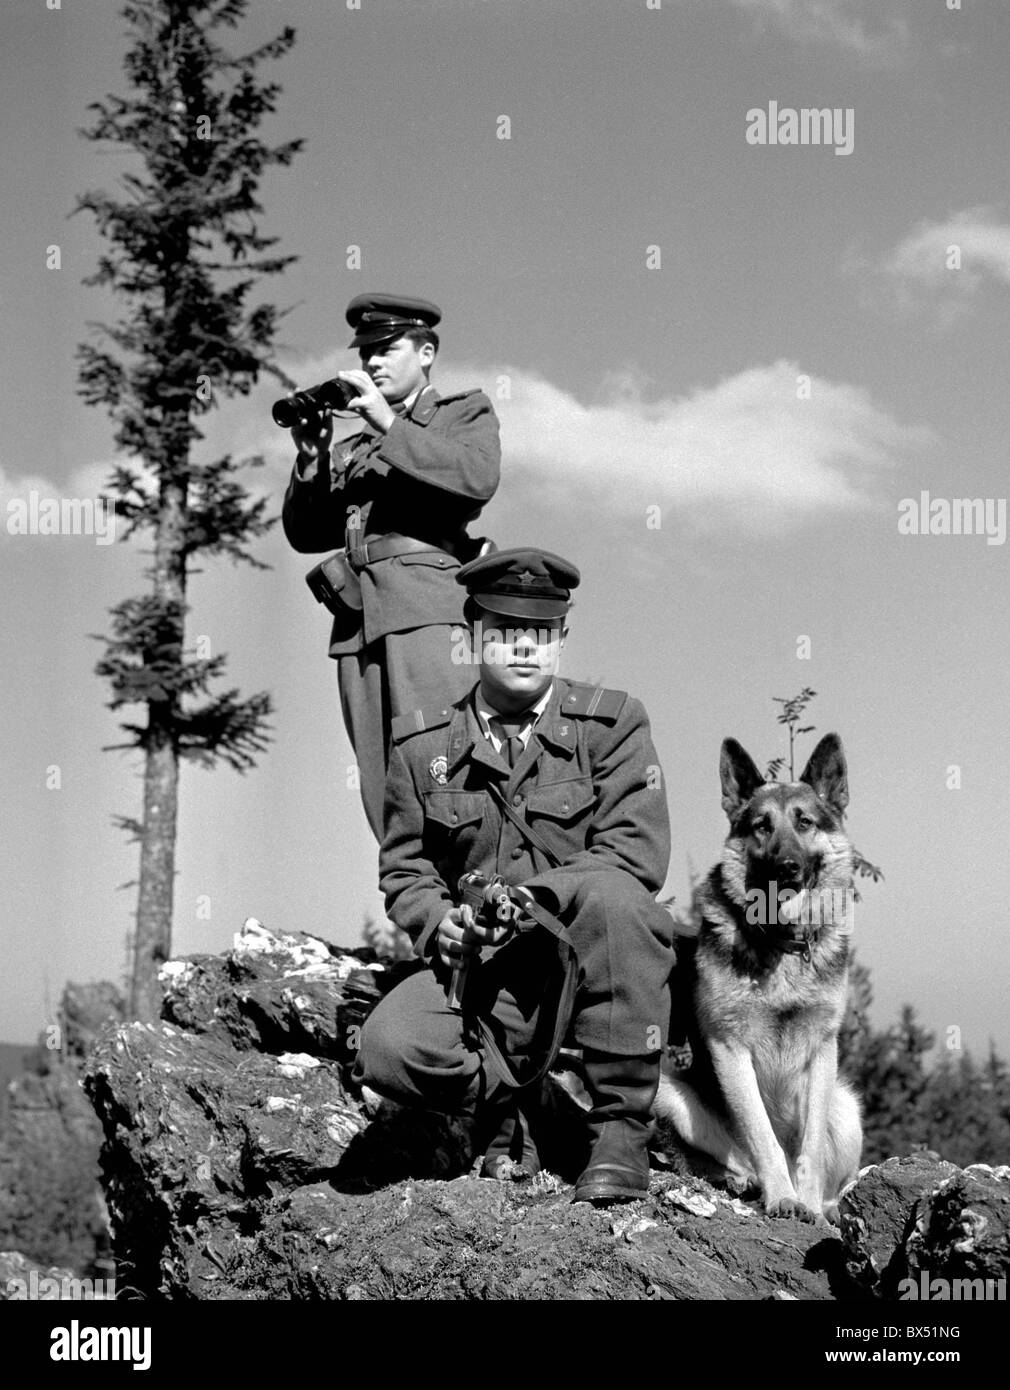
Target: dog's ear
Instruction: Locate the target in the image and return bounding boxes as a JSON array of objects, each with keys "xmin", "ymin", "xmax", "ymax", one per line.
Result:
[
  {"xmin": 720, "ymin": 739, "xmax": 765, "ymax": 819},
  {"xmin": 798, "ymin": 733, "xmax": 849, "ymax": 815}
]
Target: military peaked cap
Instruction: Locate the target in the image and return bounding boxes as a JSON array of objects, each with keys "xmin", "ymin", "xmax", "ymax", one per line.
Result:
[
  {"xmin": 346, "ymin": 293, "xmax": 442, "ymax": 349},
  {"xmin": 457, "ymin": 546, "xmax": 580, "ymax": 620}
]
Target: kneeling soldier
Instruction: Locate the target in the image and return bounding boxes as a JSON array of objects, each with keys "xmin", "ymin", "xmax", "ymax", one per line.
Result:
[{"xmin": 353, "ymin": 548, "xmax": 674, "ymax": 1202}]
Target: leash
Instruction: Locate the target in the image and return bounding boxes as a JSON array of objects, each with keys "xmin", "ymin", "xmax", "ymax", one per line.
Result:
[
  {"xmin": 460, "ymin": 782, "xmax": 580, "ymax": 1092},
  {"xmin": 485, "ymin": 781, "xmax": 565, "ymax": 871},
  {"xmin": 469, "ymin": 893, "xmax": 580, "ymax": 1093}
]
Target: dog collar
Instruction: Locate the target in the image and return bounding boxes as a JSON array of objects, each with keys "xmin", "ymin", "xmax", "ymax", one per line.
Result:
[{"xmin": 778, "ymin": 926, "xmax": 821, "ymax": 962}]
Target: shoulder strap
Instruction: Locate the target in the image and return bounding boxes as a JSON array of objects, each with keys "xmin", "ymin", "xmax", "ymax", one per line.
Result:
[
  {"xmin": 431, "ymin": 387, "xmax": 481, "ymax": 405},
  {"xmin": 559, "ymin": 683, "xmax": 629, "ymax": 722},
  {"xmin": 410, "ymin": 385, "xmax": 482, "ymax": 424},
  {"xmin": 390, "ymin": 705, "xmax": 453, "ymax": 744}
]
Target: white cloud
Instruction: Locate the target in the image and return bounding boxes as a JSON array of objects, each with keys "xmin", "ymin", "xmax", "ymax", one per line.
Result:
[
  {"xmin": 721, "ymin": 0, "xmax": 910, "ymax": 61},
  {"xmin": 0, "ymin": 460, "xmax": 138, "ymax": 511},
  {"xmin": 847, "ymin": 209, "xmax": 1010, "ymax": 325},
  {"xmin": 478, "ymin": 360, "xmax": 930, "ymax": 532},
  {"xmin": 0, "ymin": 458, "xmax": 153, "ymax": 546},
  {"xmin": 250, "ymin": 353, "xmax": 932, "ymax": 532},
  {"xmin": 879, "ymin": 208, "xmax": 1010, "ymax": 296},
  {"xmin": 0, "ymin": 467, "xmax": 61, "ymax": 513},
  {"xmin": 3, "ymin": 356, "xmax": 931, "ymax": 543}
]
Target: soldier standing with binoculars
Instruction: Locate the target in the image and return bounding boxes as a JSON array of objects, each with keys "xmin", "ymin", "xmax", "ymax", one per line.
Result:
[{"xmin": 280, "ymin": 293, "xmax": 501, "ymax": 838}]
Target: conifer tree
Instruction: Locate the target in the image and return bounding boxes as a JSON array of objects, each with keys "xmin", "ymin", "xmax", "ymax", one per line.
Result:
[
  {"xmin": 837, "ymin": 952, "xmax": 874, "ymax": 1077},
  {"xmin": 921, "ymin": 1046, "xmax": 1010, "ymax": 1166},
  {"xmin": 858, "ymin": 1005, "xmax": 934, "ymax": 1161},
  {"xmin": 76, "ymin": 0, "xmax": 302, "ymax": 1019}
]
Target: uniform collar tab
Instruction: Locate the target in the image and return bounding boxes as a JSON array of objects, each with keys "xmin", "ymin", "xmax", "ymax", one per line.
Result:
[
  {"xmin": 536, "ymin": 690, "xmax": 576, "ymax": 752},
  {"xmin": 409, "ymin": 384, "xmax": 439, "ymax": 424},
  {"xmin": 537, "ymin": 717, "xmax": 577, "ymax": 754}
]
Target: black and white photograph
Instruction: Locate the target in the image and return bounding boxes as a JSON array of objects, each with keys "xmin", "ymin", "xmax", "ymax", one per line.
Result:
[{"xmin": 1, "ymin": 0, "xmax": 1007, "ymax": 1351}]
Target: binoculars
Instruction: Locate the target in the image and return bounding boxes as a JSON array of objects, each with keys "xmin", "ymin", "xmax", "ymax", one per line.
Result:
[{"xmin": 271, "ymin": 377, "xmax": 360, "ymax": 429}]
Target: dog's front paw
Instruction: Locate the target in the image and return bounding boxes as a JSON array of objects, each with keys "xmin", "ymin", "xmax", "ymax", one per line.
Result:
[{"xmin": 765, "ymin": 1196, "xmax": 818, "ymax": 1223}]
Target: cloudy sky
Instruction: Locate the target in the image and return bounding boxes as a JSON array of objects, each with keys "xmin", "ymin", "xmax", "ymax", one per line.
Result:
[{"xmin": 2, "ymin": 0, "xmax": 1008, "ymax": 1060}]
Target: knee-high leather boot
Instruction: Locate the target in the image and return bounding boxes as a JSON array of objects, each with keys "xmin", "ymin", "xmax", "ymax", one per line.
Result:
[{"xmin": 572, "ymin": 1051, "xmax": 660, "ymax": 1203}]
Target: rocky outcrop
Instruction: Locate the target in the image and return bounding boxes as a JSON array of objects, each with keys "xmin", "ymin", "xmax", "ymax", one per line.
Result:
[
  {"xmin": 82, "ymin": 921, "xmax": 1010, "ymax": 1301},
  {"xmin": 0, "ymin": 982, "xmax": 122, "ymax": 1275},
  {"xmin": 841, "ymin": 1154, "xmax": 1010, "ymax": 1298}
]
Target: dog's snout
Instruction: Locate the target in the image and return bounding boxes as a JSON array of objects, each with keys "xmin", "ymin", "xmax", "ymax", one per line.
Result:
[{"xmin": 777, "ymin": 857, "xmax": 802, "ymax": 883}]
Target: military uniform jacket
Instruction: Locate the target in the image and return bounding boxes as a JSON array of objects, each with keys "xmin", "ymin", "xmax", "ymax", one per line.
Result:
[
  {"xmin": 379, "ymin": 678, "xmax": 672, "ymax": 962},
  {"xmin": 281, "ymin": 384, "xmax": 501, "ymax": 655}
]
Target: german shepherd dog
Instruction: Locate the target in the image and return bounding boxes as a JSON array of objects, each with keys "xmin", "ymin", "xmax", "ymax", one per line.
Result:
[{"xmin": 654, "ymin": 734, "xmax": 862, "ymax": 1223}]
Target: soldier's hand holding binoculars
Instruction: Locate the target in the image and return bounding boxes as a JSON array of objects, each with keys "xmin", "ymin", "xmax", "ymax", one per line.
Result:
[
  {"xmin": 436, "ymin": 905, "xmax": 512, "ymax": 971},
  {"xmin": 289, "ymin": 408, "xmax": 334, "ymax": 462},
  {"xmin": 337, "ymin": 370, "xmax": 396, "ymax": 433}
]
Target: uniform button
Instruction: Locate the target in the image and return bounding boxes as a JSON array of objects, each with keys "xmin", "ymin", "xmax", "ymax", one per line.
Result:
[
  {"xmin": 561, "ymin": 803, "xmax": 570, "ymax": 812},
  {"xmin": 512, "ymin": 796, "xmax": 522, "ymax": 807},
  {"xmin": 451, "ymin": 813, "xmax": 458, "ymax": 823},
  {"xmin": 511, "ymin": 848, "xmax": 523, "ymax": 860}
]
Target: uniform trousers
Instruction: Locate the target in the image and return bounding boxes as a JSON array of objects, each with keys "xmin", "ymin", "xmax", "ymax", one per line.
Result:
[
  {"xmin": 337, "ymin": 623, "xmax": 475, "ymax": 838},
  {"xmin": 353, "ymin": 871, "xmax": 675, "ymax": 1112}
]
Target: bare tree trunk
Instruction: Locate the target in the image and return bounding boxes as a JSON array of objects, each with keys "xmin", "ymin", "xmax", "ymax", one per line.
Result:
[
  {"xmin": 130, "ymin": 477, "xmax": 187, "ymax": 1022},
  {"xmin": 130, "ymin": 717, "xmax": 179, "ymax": 1021}
]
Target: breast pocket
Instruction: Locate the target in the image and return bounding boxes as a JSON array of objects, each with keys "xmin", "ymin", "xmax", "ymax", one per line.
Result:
[
  {"xmin": 525, "ymin": 778, "xmax": 596, "ymax": 852},
  {"xmin": 423, "ymin": 790, "xmax": 487, "ymax": 869},
  {"xmin": 424, "ymin": 790, "xmax": 486, "ymax": 833}
]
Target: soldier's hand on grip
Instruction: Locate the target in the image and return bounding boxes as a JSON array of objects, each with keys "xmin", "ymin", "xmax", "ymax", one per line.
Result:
[{"xmin": 437, "ymin": 905, "xmax": 511, "ymax": 970}]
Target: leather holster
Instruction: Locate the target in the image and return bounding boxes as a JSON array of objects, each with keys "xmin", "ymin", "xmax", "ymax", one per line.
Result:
[{"xmin": 306, "ymin": 550, "xmax": 364, "ymax": 615}]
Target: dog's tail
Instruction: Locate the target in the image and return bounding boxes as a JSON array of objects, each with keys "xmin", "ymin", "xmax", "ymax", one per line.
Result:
[
  {"xmin": 654, "ymin": 1071, "xmax": 753, "ymax": 1182},
  {"xmin": 823, "ymin": 1078, "xmax": 863, "ymax": 1217}
]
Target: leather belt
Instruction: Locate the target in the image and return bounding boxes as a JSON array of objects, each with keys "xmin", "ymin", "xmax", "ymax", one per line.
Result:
[{"xmin": 345, "ymin": 532, "xmax": 457, "ymax": 572}]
